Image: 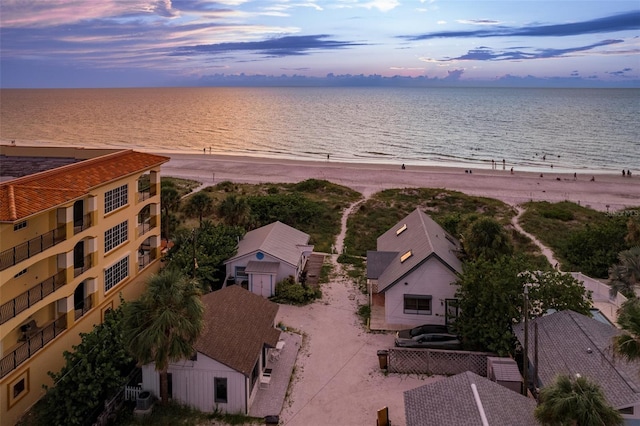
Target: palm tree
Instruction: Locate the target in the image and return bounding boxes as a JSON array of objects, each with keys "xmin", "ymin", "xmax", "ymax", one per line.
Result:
[
  {"xmin": 609, "ymin": 246, "xmax": 640, "ymax": 298},
  {"xmin": 612, "ymin": 297, "xmax": 640, "ymax": 363},
  {"xmin": 161, "ymin": 183, "xmax": 180, "ymax": 241},
  {"xmin": 123, "ymin": 268, "xmax": 204, "ymax": 404},
  {"xmin": 218, "ymin": 194, "xmax": 252, "ymax": 227},
  {"xmin": 535, "ymin": 374, "xmax": 623, "ymax": 426},
  {"xmin": 184, "ymin": 191, "xmax": 214, "ymax": 227},
  {"xmin": 462, "ymin": 216, "xmax": 513, "ymax": 261}
]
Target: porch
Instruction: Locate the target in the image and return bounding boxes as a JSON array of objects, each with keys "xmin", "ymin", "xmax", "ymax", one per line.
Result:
[{"xmin": 250, "ymin": 331, "xmax": 301, "ymax": 418}]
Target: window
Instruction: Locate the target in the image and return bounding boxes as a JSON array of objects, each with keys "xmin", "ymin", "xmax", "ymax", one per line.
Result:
[
  {"xmin": 214, "ymin": 377, "xmax": 228, "ymax": 403},
  {"xmin": 14, "ymin": 221, "xmax": 27, "ymax": 231},
  {"xmin": 105, "ymin": 220, "xmax": 128, "ymax": 252},
  {"xmin": 104, "ymin": 256, "xmax": 129, "ymax": 292},
  {"xmin": 14, "ymin": 268, "xmax": 27, "ymax": 278},
  {"xmin": 396, "ymin": 224, "xmax": 407, "ymax": 235},
  {"xmin": 105, "ymin": 184, "xmax": 128, "ymax": 214},
  {"xmin": 13, "ymin": 378, "xmax": 25, "ymax": 398},
  {"xmin": 404, "ymin": 295, "xmax": 432, "ymax": 315},
  {"xmin": 235, "ymin": 266, "xmax": 248, "ymax": 282},
  {"xmin": 400, "ymin": 250, "xmax": 413, "ymax": 263}
]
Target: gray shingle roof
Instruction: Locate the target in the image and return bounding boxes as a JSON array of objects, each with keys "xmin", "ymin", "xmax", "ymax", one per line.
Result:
[
  {"xmin": 365, "ymin": 250, "xmax": 398, "ymax": 279},
  {"xmin": 195, "ymin": 285, "xmax": 280, "ymax": 376},
  {"xmin": 225, "ymin": 221, "xmax": 311, "ymax": 268},
  {"xmin": 513, "ymin": 310, "xmax": 640, "ymax": 409},
  {"xmin": 404, "ymin": 371, "xmax": 538, "ymax": 426},
  {"xmin": 374, "ymin": 208, "xmax": 462, "ymax": 292}
]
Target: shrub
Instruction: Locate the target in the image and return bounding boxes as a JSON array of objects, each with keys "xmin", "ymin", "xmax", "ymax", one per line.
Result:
[{"xmin": 272, "ymin": 276, "xmax": 320, "ymax": 305}]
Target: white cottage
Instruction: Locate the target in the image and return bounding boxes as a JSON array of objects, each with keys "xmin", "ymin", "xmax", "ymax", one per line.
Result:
[
  {"xmin": 224, "ymin": 221, "xmax": 314, "ymax": 297},
  {"xmin": 367, "ymin": 208, "xmax": 462, "ymax": 328},
  {"xmin": 141, "ymin": 285, "xmax": 280, "ymax": 414}
]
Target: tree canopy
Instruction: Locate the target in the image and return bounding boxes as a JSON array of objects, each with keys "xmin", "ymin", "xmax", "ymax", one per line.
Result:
[
  {"xmin": 184, "ymin": 191, "xmax": 214, "ymax": 227},
  {"xmin": 166, "ymin": 221, "xmax": 243, "ymax": 292},
  {"xmin": 452, "ymin": 256, "xmax": 592, "ymax": 356},
  {"xmin": 612, "ymin": 297, "xmax": 640, "ymax": 363},
  {"xmin": 608, "ymin": 246, "xmax": 640, "ymax": 298},
  {"xmin": 123, "ymin": 269, "xmax": 204, "ymax": 404},
  {"xmin": 535, "ymin": 374, "xmax": 623, "ymax": 426},
  {"xmin": 461, "ymin": 216, "xmax": 513, "ymax": 261},
  {"xmin": 38, "ymin": 305, "xmax": 134, "ymax": 426}
]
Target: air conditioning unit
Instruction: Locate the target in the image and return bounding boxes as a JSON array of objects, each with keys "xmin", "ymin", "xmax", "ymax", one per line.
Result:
[
  {"xmin": 136, "ymin": 391, "xmax": 153, "ymax": 411},
  {"xmin": 487, "ymin": 357, "xmax": 522, "ymax": 394}
]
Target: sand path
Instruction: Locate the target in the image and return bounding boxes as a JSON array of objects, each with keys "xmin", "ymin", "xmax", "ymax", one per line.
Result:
[{"xmin": 512, "ymin": 206, "xmax": 561, "ymax": 268}]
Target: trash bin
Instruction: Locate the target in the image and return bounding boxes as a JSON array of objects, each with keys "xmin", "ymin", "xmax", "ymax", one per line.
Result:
[
  {"xmin": 377, "ymin": 349, "xmax": 388, "ymax": 370},
  {"xmin": 265, "ymin": 415, "xmax": 279, "ymax": 424}
]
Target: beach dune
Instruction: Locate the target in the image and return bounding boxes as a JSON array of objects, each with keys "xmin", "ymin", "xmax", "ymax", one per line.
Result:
[{"xmin": 162, "ymin": 153, "xmax": 639, "ymax": 212}]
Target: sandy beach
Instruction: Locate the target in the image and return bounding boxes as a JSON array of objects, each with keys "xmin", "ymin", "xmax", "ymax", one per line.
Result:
[{"xmin": 162, "ymin": 153, "xmax": 639, "ymax": 212}]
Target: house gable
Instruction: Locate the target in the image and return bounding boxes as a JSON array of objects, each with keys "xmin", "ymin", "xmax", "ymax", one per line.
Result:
[{"xmin": 374, "ymin": 208, "xmax": 461, "ymax": 293}]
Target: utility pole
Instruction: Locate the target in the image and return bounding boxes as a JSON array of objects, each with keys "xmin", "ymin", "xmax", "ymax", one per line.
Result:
[{"xmin": 523, "ymin": 285, "xmax": 529, "ymax": 397}]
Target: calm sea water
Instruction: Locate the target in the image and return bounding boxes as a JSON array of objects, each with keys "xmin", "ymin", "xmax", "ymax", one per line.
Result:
[{"xmin": 1, "ymin": 87, "xmax": 638, "ymax": 172}]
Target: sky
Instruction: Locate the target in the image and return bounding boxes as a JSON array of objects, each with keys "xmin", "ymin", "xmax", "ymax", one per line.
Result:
[{"xmin": 0, "ymin": 0, "xmax": 639, "ymax": 88}]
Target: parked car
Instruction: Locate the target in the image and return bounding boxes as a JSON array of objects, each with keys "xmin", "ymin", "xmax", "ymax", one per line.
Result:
[
  {"xmin": 396, "ymin": 324, "xmax": 450, "ymax": 340},
  {"xmin": 394, "ymin": 332, "xmax": 461, "ymax": 349}
]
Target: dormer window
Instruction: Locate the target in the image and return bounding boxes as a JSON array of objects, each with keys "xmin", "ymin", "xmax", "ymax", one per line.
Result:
[
  {"xmin": 400, "ymin": 250, "xmax": 413, "ymax": 263},
  {"xmin": 396, "ymin": 224, "xmax": 407, "ymax": 236}
]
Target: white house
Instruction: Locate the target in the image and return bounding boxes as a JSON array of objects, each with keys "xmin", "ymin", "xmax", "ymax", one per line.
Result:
[
  {"xmin": 367, "ymin": 208, "xmax": 462, "ymax": 328},
  {"xmin": 141, "ymin": 285, "xmax": 280, "ymax": 414},
  {"xmin": 224, "ymin": 221, "xmax": 314, "ymax": 297}
]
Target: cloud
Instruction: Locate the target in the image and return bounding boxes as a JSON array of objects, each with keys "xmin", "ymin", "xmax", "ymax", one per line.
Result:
[
  {"xmin": 456, "ymin": 19, "xmax": 501, "ymax": 26},
  {"xmin": 435, "ymin": 39, "xmax": 624, "ymax": 62},
  {"xmin": 401, "ymin": 11, "xmax": 640, "ymax": 40},
  {"xmin": 607, "ymin": 67, "xmax": 633, "ymax": 76},
  {"xmin": 175, "ymin": 34, "xmax": 366, "ymax": 57}
]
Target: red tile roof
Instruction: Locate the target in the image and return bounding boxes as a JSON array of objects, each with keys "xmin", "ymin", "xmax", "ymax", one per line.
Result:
[{"xmin": 0, "ymin": 150, "xmax": 169, "ymax": 222}]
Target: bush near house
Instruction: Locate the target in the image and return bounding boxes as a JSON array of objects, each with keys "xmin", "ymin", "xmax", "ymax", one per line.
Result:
[{"xmin": 272, "ymin": 276, "xmax": 321, "ymax": 305}]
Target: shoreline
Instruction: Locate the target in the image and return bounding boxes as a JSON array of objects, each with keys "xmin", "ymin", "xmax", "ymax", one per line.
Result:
[{"xmin": 161, "ymin": 152, "xmax": 639, "ymax": 212}]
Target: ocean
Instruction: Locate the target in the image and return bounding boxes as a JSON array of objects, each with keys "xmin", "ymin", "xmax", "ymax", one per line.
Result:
[{"xmin": 1, "ymin": 87, "xmax": 638, "ymax": 173}]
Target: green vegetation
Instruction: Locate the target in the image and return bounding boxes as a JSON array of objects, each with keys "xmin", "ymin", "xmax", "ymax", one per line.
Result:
[
  {"xmin": 123, "ymin": 269, "xmax": 204, "ymax": 405},
  {"xmin": 357, "ymin": 304, "xmax": 371, "ymax": 324},
  {"xmin": 343, "ymin": 188, "xmax": 518, "ymax": 255},
  {"xmin": 162, "ymin": 177, "xmax": 201, "ymax": 197},
  {"xmin": 519, "ymin": 201, "xmax": 635, "ymax": 277},
  {"xmin": 120, "ymin": 401, "xmax": 262, "ymax": 425},
  {"xmin": 271, "ymin": 276, "xmax": 321, "ymax": 305},
  {"xmin": 452, "ymin": 255, "xmax": 592, "ymax": 356},
  {"xmin": 535, "ymin": 375, "xmax": 623, "ymax": 426},
  {"xmin": 34, "ymin": 305, "xmax": 134, "ymax": 426},
  {"xmin": 612, "ymin": 297, "xmax": 640, "ymax": 363},
  {"xmin": 608, "ymin": 247, "xmax": 640, "ymax": 298}
]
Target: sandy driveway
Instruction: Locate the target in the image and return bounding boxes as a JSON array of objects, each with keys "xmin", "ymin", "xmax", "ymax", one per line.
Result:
[{"xmin": 273, "ymin": 199, "xmax": 439, "ymax": 426}]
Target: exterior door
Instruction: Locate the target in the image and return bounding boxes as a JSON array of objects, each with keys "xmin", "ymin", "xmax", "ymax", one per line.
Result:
[{"xmin": 445, "ymin": 299, "xmax": 458, "ymax": 326}]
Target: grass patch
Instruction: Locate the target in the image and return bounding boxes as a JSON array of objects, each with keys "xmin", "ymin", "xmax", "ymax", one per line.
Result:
[
  {"xmin": 199, "ymin": 179, "xmax": 361, "ymax": 253},
  {"xmin": 344, "ymin": 188, "xmax": 516, "ymax": 257},
  {"xmin": 118, "ymin": 401, "xmax": 263, "ymax": 425},
  {"xmin": 162, "ymin": 177, "xmax": 201, "ymax": 197},
  {"xmin": 357, "ymin": 304, "xmax": 371, "ymax": 324}
]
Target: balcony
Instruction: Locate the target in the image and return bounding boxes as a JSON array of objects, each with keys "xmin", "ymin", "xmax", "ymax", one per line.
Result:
[
  {"xmin": 138, "ymin": 249, "xmax": 157, "ymax": 272},
  {"xmin": 74, "ymin": 296, "xmax": 93, "ymax": 321},
  {"xmin": 0, "ymin": 226, "xmax": 66, "ymax": 272},
  {"xmin": 137, "ymin": 184, "xmax": 157, "ymax": 202},
  {"xmin": 0, "ymin": 271, "xmax": 66, "ymax": 325},
  {"xmin": 73, "ymin": 213, "xmax": 92, "ymax": 235},
  {"xmin": 137, "ymin": 217, "xmax": 157, "ymax": 238},
  {"xmin": 0, "ymin": 316, "xmax": 67, "ymax": 378},
  {"xmin": 74, "ymin": 255, "xmax": 93, "ymax": 278}
]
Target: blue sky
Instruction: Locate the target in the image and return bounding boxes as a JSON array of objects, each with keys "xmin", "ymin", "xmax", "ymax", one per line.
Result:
[{"xmin": 1, "ymin": 0, "xmax": 639, "ymax": 88}]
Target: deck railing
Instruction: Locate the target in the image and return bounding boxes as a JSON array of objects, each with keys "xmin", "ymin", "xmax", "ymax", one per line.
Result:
[
  {"xmin": 74, "ymin": 296, "xmax": 93, "ymax": 321},
  {"xmin": 74, "ymin": 255, "xmax": 93, "ymax": 278},
  {"xmin": 73, "ymin": 213, "xmax": 93, "ymax": 235},
  {"xmin": 0, "ymin": 316, "xmax": 67, "ymax": 378},
  {"xmin": 0, "ymin": 271, "xmax": 66, "ymax": 325},
  {"xmin": 0, "ymin": 226, "xmax": 66, "ymax": 271}
]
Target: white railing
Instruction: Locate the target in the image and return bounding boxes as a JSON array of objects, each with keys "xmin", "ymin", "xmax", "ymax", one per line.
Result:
[{"xmin": 124, "ymin": 385, "xmax": 142, "ymax": 401}]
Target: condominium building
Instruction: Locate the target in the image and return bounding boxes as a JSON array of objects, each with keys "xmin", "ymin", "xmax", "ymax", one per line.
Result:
[{"xmin": 0, "ymin": 145, "xmax": 170, "ymax": 425}]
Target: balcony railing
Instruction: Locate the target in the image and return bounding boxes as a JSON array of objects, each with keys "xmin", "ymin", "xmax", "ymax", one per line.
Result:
[
  {"xmin": 0, "ymin": 316, "xmax": 67, "ymax": 378},
  {"xmin": 0, "ymin": 271, "xmax": 66, "ymax": 325},
  {"xmin": 138, "ymin": 250, "xmax": 157, "ymax": 271},
  {"xmin": 0, "ymin": 226, "xmax": 66, "ymax": 272},
  {"xmin": 74, "ymin": 255, "xmax": 93, "ymax": 278},
  {"xmin": 137, "ymin": 217, "xmax": 157, "ymax": 238},
  {"xmin": 74, "ymin": 296, "xmax": 93, "ymax": 321},
  {"xmin": 137, "ymin": 186, "xmax": 157, "ymax": 202},
  {"xmin": 73, "ymin": 213, "xmax": 92, "ymax": 235}
]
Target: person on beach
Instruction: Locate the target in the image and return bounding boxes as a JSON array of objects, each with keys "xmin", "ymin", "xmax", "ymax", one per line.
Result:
[
  {"xmin": 574, "ymin": 172, "xmax": 577, "ymax": 180},
  {"xmin": 203, "ymin": 147, "xmax": 206, "ymax": 154},
  {"xmin": 623, "ymin": 170, "xmax": 626, "ymax": 177},
  {"xmin": 502, "ymin": 159, "xmax": 505, "ymax": 170},
  {"xmin": 510, "ymin": 167, "xmax": 514, "ymax": 175},
  {"xmin": 401, "ymin": 164, "xmax": 406, "ymax": 170},
  {"xmin": 327, "ymin": 154, "xmax": 330, "ymax": 161},
  {"xmin": 491, "ymin": 159, "xmax": 495, "ymax": 170},
  {"xmin": 628, "ymin": 170, "xmax": 632, "ymax": 177}
]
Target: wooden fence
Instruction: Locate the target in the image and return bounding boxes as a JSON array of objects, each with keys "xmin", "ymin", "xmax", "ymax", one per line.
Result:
[{"xmin": 387, "ymin": 347, "xmax": 495, "ymax": 376}]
